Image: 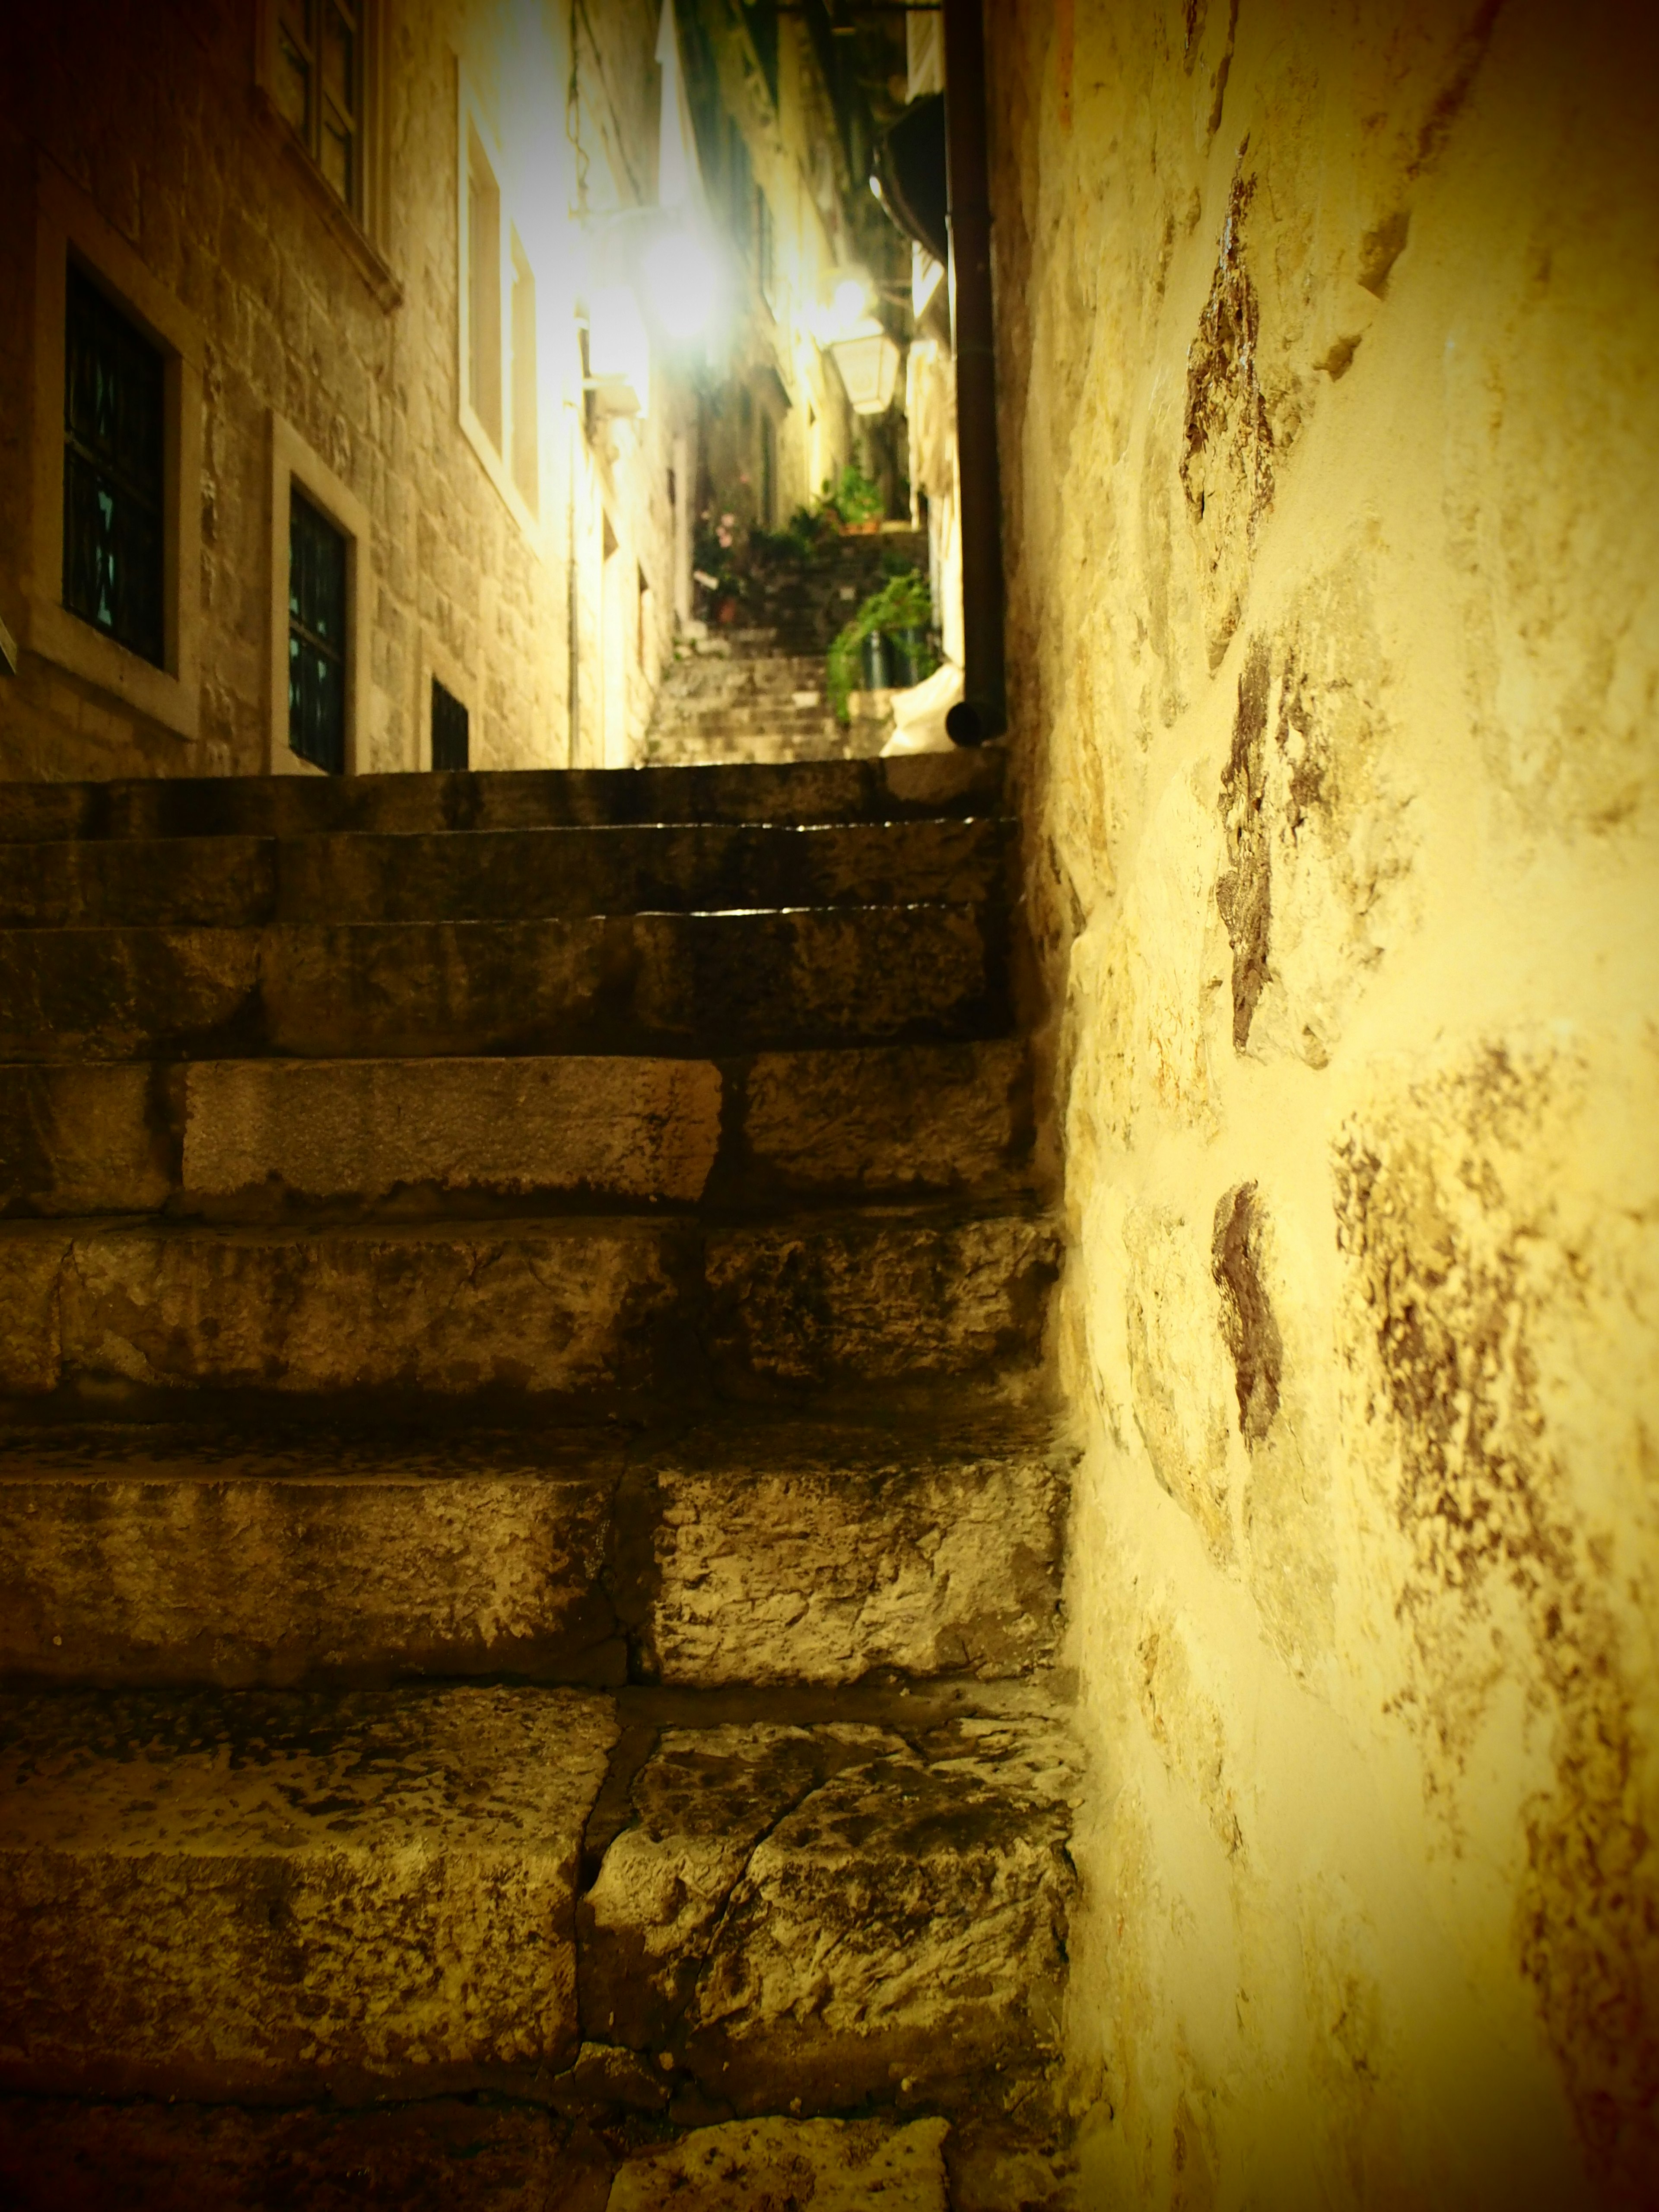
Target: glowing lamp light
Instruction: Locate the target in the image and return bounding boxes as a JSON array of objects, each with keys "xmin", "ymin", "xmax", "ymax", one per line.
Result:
[
  {"xmin": 642, "ymin": 223, "xmax": 725, "ymax": 344},
  {"xmin": 830, "ymin": 320, "xmax": 902, "ymax": 416},
  {"xmin": 587, "ymin": 283, "xmax": 651, "ymax": 415}
]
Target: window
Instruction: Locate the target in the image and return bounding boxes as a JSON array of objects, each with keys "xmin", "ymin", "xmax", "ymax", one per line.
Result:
[
  {"xmin": 432, "ymin": 677, "xmax": 470, "ymax": 771},
  {"xmin": 273, "ymin": 0, "xmax": 365, "ymax": 218},
  {"xmin": 760, "ymin": 409, "xmax": 777, "ymax": 529},
  {"xmin": 467, "ymin": 126, "xmax": 503, "ymax": 451},
  {"xmin": 727, "ymin": 117, "xmax": 752, "ymax": 256},
  {"xmin": 757, "ymin": 188, "xmax": 775, "ymax": 311},
  {"xmin": 288, "ymin": 491, "xmax": 348, "ymax": 773},
  {"xmin": 266, "ymin": 413, "xmax": 370, "ymax": 775},
  {"xmin": 510, "ymin": 228, "xmax": 538, "ymax": 515},
  {"xmin": 457, "ymin": 78, "xmax": 542, "ymax": 545},
  {"xmin": 62, "ymin": 265, "xmax": 166, "ymax": 670},
  {"xmin": 27, "ymin": 167, "xmax": 203, "ymax": 740}
]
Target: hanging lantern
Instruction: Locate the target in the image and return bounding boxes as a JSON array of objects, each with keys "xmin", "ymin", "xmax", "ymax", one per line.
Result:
[{"xmin": 829, "ymin": 321, "xmax": 902, "ymax": 415}]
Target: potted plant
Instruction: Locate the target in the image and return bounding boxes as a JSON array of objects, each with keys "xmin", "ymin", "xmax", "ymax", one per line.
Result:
[
  {"xmin": 828, "ymin": 568, "xmax": 936, "ymax": 721},
  {"xmin": 819, "ymin": 463, "xmax": 884, "ymax": 534}
]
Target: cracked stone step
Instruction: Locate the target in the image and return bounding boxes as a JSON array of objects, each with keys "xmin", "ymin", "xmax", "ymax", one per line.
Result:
[
  {"xmin": 0, "ymin": 754, "xmax": 1004, "ymax": 844},
  {"xmin": 0, "ymin": 1417, "xmax": 1067, "ymax": 1691},
  {"xmin": 0, "ymin": 1207, "xmax": 1059, "ymax": 1411},
  {"xmin": 0, "ymin": 1684, "xmax": 616, "ymax": 2100},
  {"xmin": 578, "ymin": 1714, "xmax": 1077, "ymax": 2116},
  {"xmin": 0, "ymin": 905, "xmax": 1007, "ymax": 1062},
  {"xmin": 0, "ymin": 818, "xmax": 1014, "ymax": 929},
  {"xmin": 0, "ymin": 1039, "xmax": 1030, "ymax": 1218}
]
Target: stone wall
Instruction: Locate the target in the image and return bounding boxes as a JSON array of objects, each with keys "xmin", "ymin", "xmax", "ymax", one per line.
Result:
[
  {"xmin": 0, "ymin": 0, "xmax": 683, "ymax": 782},
  {"xmin": 988, "ymin": 2, "xmax": 1659, "ymax": 2202}
]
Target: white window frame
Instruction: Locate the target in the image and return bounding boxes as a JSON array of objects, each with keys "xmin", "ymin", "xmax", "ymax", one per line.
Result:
[
  {"xmin": 26, "ymin": 160, "xmax": 203, "ymax": 742},
  {"xmin": 266, "ymin": 411, "xmax": 372, "ymax": 775},
  {"xmin": 456, "ymin": 69, "xmax": 544, "ymax": 551}
]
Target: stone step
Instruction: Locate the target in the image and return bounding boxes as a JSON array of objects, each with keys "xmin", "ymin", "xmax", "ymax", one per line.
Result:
[
  {"xmin": 0, "ymin": 2100, "xmax": 982, "ymax": 2211},
  {"xmin": 0, "ymin": 1415, "xmax": 1068, "ymax": 1690},
  {"xmin": 0, "ymin": 1683, "xmax": 614, "ymax": 2100},
  {"xmin": 0, "ymin": 905, "xmax": 1008, "ymax": 1062},
  {"xmin": 0, "ymin": 1205, "xmax": 1059, "ymax": 1414},
  {"xmin": 0, "ymin": 1039, "xmax": 1031, "ymax": 1218},
  {"xmin": 0, "ymin": 1683, "xmax": 1073, "ymax": 2113},
  {"xmin": 0, "ymin": 754, "xmax": 1001, "ymax": 844},
  {"xmin": 1, "ymin": 818, "xmax": 1009, "ymax": 931}
]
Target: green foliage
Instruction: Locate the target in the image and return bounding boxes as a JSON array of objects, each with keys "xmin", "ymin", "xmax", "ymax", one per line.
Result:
[
  {"xmin": 826, "ymin": 568, "xmax": 937, "ymax": 723},
  {"xmin": 818, "ymin": 462, "xmax": 884, "ymax": 528}
]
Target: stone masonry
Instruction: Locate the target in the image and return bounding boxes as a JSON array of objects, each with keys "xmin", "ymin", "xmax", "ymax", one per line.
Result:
[{"xmin": 0, "ymin": 751, "xmax": 1078, "ymax": 2209}]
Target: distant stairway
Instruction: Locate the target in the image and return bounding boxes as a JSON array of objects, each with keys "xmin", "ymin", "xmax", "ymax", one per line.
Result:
[
  {"xmin": 644, "ymin": 528, "xmax": 929, "ymax": 768},
  {"xmin": 0, "ymin": 754, "xmax": 1076, "ymax": 2210}
]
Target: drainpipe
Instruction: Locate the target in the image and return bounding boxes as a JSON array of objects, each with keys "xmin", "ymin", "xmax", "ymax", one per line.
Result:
[{"xmin": 942, "ymin": 0, "xmax": 1005, "ymax": 744}]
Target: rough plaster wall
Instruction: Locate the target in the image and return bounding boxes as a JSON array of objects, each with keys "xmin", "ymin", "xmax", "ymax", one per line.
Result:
[
  {"xmin": 0, "ymin": 0, "xmax": 679, "ymax": 781},
  {"xmin": 988, "ymin": 2, "xmax": 1659, "ymax": 2203}
]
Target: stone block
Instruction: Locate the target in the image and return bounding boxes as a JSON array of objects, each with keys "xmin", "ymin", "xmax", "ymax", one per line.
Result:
[
  {"xmin": 606, "ymin": 2115, "xmax": 950, "ymax": 2211},
  {"xmin": 741, "ymin": 1039, "xmax": 1027, "ymax": 1196},
  {"xmin": 582, "ymin": 1717, "xmax": 1076, "ymax": 2113},
  {"xmin": 0, "ymin": 1066, "xmax": 175, "ymax": 1216},
  {"xmin": 0, "ymin": 1685, "xmax": 616, "ymax": 2097},
  {"xmin": 703, "ymin": 1212, "xmax": 1058, "ymax": 1393},
  {"xmin": 0, "ymin": 1427, "xmax": 626, "ymax": 1687},
  {"xmin": 181, "ymin": 1056, "xmax": 722, "ymax": 1208},
  {"xmin": 0, "ymin": 1219, "xmax": 680, "ymax": 1405},
  {"xmin": 642, "ymin": 1427, "xmax": 1067, "ymax": 1684}
]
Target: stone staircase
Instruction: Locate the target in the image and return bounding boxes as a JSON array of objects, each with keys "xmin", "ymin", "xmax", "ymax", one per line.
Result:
[
  {"xmin": 645, "ymin": 529, "xmax": 930, "ymax": 768},
  {"xmin": 0, "ymin": 755, "xmax": 1076, "ymax": 2210}
]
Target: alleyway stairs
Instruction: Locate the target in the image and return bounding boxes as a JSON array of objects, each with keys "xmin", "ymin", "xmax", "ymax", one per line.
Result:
[
  {"xmin": 0, "ymin": 755, "xmax": 1075, "ymax": 2207},
  {"xmin": 643, "ymin": 529, "xmax": 928, "ymax": 767}
]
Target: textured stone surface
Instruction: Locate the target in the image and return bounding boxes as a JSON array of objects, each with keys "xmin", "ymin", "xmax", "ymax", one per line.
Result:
[
  {"xmin": 992, "ymin": 2, "xmax": 1659, "ymax": 2203},
  {"xmin": 0, "ymin": 2096, "xmax": 617, "ymax": 2212},
  {"xmin": 0, "ymin": 1208, "xmax": 1053, "ymax": 1411},
  {"xmin": 180, "ymin": 1057, "xmax": 723, "ymax": 1210},
  {"xmin": 642, "ymin": 1425, "xmax": 1067, "ymax": 1684},
  {"xmin": 581, "ymin": 1717, "xmax": 1076, "ymax": 2112},
  {"xmin": 0, "ymin": 1686, "xmax": 616, "ymax": 2096},
  {"xmin": 0, "ymin": 906, "xmax": 1003, "ymax": 1062},
  {"xmin": 742, "ymin": 1039, "xmax": 1028, "ymax": 1198},
  {"xmin": 2, "ymin": 819, "xmax": 1011, "ymax": 929},
  {"xmin": 704, "ymin": 1212, "xmax": 1058, "ymax": 1395},
  {"xmin": 0, "ymin": 756, "xmax": 1005, "ymax": 843},
  {"xmin": 606, "ymin": 2116, "xmax": 949, "ymax": 2210},
  {"xmin": 2, "ymin": 1043, "xmax": 1031, "ymax": 1219},
  {"xmin": 0, "ymin": 1219, "xmax": 680, "ymax": 1406},
  {"xmin": 0, "ymin": 1428, "xmax": 625, "ymax": 1687}
]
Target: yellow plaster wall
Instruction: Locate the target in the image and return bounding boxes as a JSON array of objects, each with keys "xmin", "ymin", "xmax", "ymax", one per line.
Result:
[{"xmin": 987, "ymin": 3, "xmax": 1659, "ymax": 2202}]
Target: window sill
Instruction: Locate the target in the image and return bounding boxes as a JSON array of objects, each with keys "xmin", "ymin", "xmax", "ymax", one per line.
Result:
[
  {"xmin": 25, "ymin": 595, "xmax": 200, "ymax": 741},
  {"xmin": 254, "ymin": 90, "xmax": 403, "ymax": 312}
]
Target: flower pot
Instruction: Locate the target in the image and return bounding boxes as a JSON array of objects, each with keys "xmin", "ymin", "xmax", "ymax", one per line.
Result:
[
  {"xmin": 861, "ymin": 630, "xmax": 893, "ymax": 690},
  {"xmin": 891, "ymin": 626, "xmax": 931, "ymax": 687},
  {"xmin": 716, "ymin": 598, "xmax": 739, "ymax": 626}
]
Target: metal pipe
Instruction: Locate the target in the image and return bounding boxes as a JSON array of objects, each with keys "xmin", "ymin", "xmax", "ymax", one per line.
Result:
[{"xmin": 942, "ymin": 0, "xmax": 1004, "ymax": 744}]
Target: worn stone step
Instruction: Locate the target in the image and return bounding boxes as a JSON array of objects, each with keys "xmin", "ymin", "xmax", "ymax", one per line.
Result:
[
  {"xmin": 0, "ymin": 1206, "xmax": 1059, "ymax": 1414},
  {"xmin": 0, "ymin": 2099, "xmax": 998, "ymax": 2210},
  {"xmin": 0, "ymin": 754, "xmax": 1002, "ymax": 844},
  {"xmin": 0, "ymin": 1686, "xmax": 1074, "ymax": 2117},
  {"xmin": 0, "ymin": 1039, "xmax": 1030, "ymax": 1219},
  {"xmin": 0, "ymin": 1416, "xmax": 1067, "ymax": 1691},
  {"xmin": 0, "ymin": 818, "xmax": 1011, "ymax": 930},
  {"xmin": 0, "ymin": 1684, "xmax": 614, "ymax": 2099},
  {"xmin": 0, "ymin": 905, "xmax": 1007, "ymax": 1062}
]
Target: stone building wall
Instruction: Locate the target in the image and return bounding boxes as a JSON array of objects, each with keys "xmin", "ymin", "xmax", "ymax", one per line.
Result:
[
  {"xmin": 987, "ymin": 2, "xmax": 1659, "ymax": 2203},
  {"xmin": 0, "ymin": 0, "xmax": 683, "ymax": 783}
]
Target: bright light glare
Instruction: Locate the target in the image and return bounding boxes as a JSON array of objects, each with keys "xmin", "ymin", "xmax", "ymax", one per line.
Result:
[
  {"xmin": 832, "ymin": 277, "xmax": 869, "ymax": 328},
  {"xmin": 643, "ymin": 226, "xmax": 722, "ymax": 344},
  {"xmin": 588, "ymin": 284, "xmax": 651, "ymax": 402}
]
